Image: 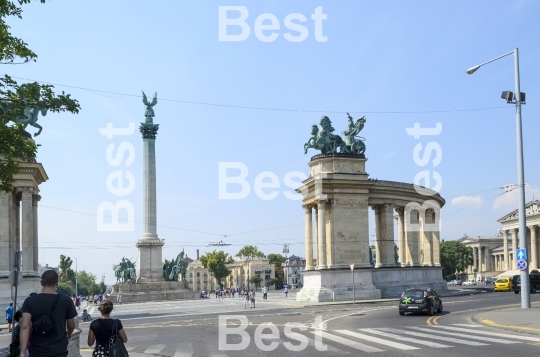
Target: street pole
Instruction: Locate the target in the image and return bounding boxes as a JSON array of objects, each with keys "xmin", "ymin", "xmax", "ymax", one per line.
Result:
[
  {"xmin": 13, "ymin": 251, "xmax": 21, "ymax": 310},
  {"xmin": 466, "ymin": 48, "xmax": 530, "ymax": 308},
  {"xmin": 352, "ymin": 269, "xmax": 355, "ymax": 305},
  {"xmin": 513, "ymin": 48, "xmax": 530, "ymax": 309},
  {"xmin": 74, "ymin": 257, "xmax": 78, "ymax": 297}
]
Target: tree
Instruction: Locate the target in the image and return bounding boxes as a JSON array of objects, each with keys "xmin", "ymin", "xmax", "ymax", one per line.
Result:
[
  {"xmin": 249, "ymin": 276, "xmax": 262, "ymax": 288},
  {"xmin": 531, "ymin": 269, "xmax": 539, "ymax": 274},
  {"xmin": 0, "ymin": 1, "xmax": 80, "ymax": 192},
  {"xmin": 58, "ymin": 255, "xmax": 75, "ymax": 285},
  {"xmin": 76, "ymin": 270, "xmax": 99, "ymax": 296},
  {"xmin": 267, "ymin": 253, "xmax": 285, "ymax": 279},
  {"xmin": 440, "ymin": 241, "xmax": 474, "ymax": 278},
  {"xmin": 56, "ymin": 282, "xmax": 74, "ymax": 296},
  {"xmin": 200, "ymin": 250, "xmax": 232, "ymax": 289},
  {"xmin": 236, "ymin": 245, "xmax": 265, "ymax": 258}
]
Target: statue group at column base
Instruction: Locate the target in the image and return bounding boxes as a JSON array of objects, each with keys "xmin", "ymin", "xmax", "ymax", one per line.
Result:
[
  {"xmin": 296, "ymin": 266, "xmax": 447, "ymax": 302},
  {"xmin": 110, "ymin": 281, "xmax": 198, "ymax": 303}
]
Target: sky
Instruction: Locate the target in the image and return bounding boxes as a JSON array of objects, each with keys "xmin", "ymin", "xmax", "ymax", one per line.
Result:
[{"xmin": 5, "ymin": 0, "xmax": 540, "ymax": 284}]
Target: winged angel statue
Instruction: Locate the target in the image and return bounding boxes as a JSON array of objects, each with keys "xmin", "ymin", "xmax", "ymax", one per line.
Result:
[{"xmin": 142, "ymin": 91, "xmax": 157, "ymax": 120}]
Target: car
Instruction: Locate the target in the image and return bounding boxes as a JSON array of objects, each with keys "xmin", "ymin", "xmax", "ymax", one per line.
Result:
[
  {"xmin": 511, "ymin": 274, "xmax": 540, "ymax": 294},
  {"xmin": 447, "ymin": 279, "xmax": 462, "ymax": 286},
  {"xmin": 463, "ymin": 280, "xmax": 477, "ymax": 286},
  {"xmin": 398, "ymin": 288, "xmax": 443, "ymax": 316},
  {"xmin": 494, "ymin": 277, "xmax": 512, "ymax": 292},
  {"xmin": 484, "ymin": 278, "xmax": 495, "ymax": 285}
]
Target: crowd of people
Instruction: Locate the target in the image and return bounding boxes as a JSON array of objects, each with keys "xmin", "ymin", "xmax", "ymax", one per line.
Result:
[{"xmin": 5, "ymin": 270, "xmax": 128, "ymax": 357}]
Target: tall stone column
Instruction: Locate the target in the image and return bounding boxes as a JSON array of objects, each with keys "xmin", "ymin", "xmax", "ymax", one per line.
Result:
[
  {"xmin": 373, "ymin": 206, "xmax": 382, "ymax": 268},
  {"xmin": 432, "ymin": 209, "xmax": 441, "ymax": 267},
  {"xmin": 503, "ymin": 230, "xmax": 509, "ymax": 270},
  {"xmin": 21, "ymin": 187, "xmax": 35, "ymax": 276},
  {"xmin": 32, "ymin": 194, "xmax": 40, "ymax": 272},
  {"xmin": 136, "ymin": 93, "xmax": 164, "ymax": 282},
  {"xmin": 473, "ymin": 247, "xmax": 477, "ymax": 272},
  {"xmin": 478, "ymin": 246, "xmax": 483, "ymax": 273},
  {"xmin": 317, "ymin": 200, "xmax": 327, "ymax": 269},
  {"xmin": 512, "ymin": 228, "xmax": 518, "ymax": 269},
  {"xmin": 379, "ymin": 203, "xmax": 396, "ymax": 266},
  {"xmin": 0, "ymin": 191, "xmax": 12, "ymax": 275},
  {"xmin": 396, "ymin": 207, "xmax": 406, "ymax": 267},
  {"xmin": 421, "ymin": 211, "xmax": 432, "ymax": 266},
  {"xmin": 325, "ymin": 201, "xmax": 334, "ymax": 269},
  {"xmin": 304, "ymin": 205, "xmax": 314, "ymax": 270},
  {"xmin": 405, "ymin": 208, "xmax": 419, "ymax": 266},
  {"xmin": 530, "ymin": 225, "xmax": 538, "ymax": 270}
]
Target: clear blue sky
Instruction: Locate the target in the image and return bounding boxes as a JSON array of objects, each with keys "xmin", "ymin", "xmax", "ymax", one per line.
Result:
[{"xmin": 7, "ymin": 1, "xmax": 540, "ymax": 284}]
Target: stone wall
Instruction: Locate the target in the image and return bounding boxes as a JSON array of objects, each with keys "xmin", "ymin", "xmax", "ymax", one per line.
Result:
[
  {"xmin": 110, "ymin": 281, "xmax": 198, "ymax": 303},
  {"xmin": 372, "ymin": 266, "xmax": 447, "ymax": 298},
  {"xmin": 0, "ymin": 277, "xmax": 41, "ymax": 309}
]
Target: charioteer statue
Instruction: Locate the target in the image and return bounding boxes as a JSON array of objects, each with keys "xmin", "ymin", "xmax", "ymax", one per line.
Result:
[{"xmin": 304, "ymin": 113, "xmax": 366, "ymax": 155}]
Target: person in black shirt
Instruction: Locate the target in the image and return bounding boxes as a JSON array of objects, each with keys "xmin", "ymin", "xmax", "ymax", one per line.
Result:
[
  {"xmin": 88, "ymin": 300, "xmax": 128, "ymax": 357},
  {"xmin": 19, "ymin": 270, "xmax": 78, "ymax": 357}
]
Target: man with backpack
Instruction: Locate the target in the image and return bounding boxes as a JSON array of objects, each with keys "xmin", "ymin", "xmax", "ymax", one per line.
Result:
[{"xmin": 19, "ymin": 270, "xmax": 78, "ymax": 357}]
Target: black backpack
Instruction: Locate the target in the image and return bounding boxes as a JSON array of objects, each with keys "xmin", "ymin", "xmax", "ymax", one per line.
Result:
[{"xmin": 31, "ymin": 294, "xmax": 60, "ymax": 336}]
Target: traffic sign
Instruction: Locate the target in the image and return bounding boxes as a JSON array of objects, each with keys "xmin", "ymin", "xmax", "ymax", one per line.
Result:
[
  {"xmin": 350, "ymin": 263, "xmax": 355, "ymax": 271},
  {"xmin": 517, "ymin": 260, "xmax": 527, "ymax": 271},
  {"xmin": 516, "ymin": 248, "xmax": 527, "ymax": 261},
  {"xmin": 8, "ymin": 271, "xmax": 22, "ymax": 287}
]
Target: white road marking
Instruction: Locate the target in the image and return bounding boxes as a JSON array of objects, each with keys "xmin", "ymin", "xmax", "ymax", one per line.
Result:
[
  {"xmin": 311, "ymin": 330, "xmax": 385, "ymax": 352},
  {"xmin": 431, "ymin": 325, "xmax": 540, "ymax": 342},
  {"xmin": 359, "ymin": 328, "xmax": 452, "ymax": 348},
  {"xmin": 143, "ymin": 344, "xmax": 166, "ymax": 354},
  {"xmin": 336, "ymin": 330, "xmax": 419, "ymax": 350},
  {"xmin": 411, "ymin": 327, "xmax": 520, "ymax": 344},
  {"xmin": 174, "ymin": 342, "xmax": 193, "ymax": 357},
  {"xmin": 305, "ymin": 336, "xmax": 349, "ymax": 354},
  {"xmin": 377, "ymin": 327, "xmax": 488, "ymax": 346}
]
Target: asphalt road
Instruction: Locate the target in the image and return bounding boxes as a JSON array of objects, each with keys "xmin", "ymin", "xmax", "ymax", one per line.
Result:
[{"xmin": 70, "ymin": 289, "xmax": 540, "ymax": 357}]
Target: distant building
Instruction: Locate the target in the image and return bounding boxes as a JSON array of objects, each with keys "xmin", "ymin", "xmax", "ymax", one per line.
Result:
[
  {"xmin": 38, "ymin": 264, "xmax": 58, "ymax": 276},
  {"xmin": 282, "ymin": 255, "xmax": 308, "ymax": 289},
  {"xmin": 187, "ymin": 256, "xmax": 274, "ymax": 291}
]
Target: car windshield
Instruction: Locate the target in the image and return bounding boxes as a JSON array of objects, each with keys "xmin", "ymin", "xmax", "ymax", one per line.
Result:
[
  {"xmin": 496, "ymin": 279, "xmax": 508, "ymax": 283},
  {"xmin": 404, "ymin": 290, "xmax": 425, "ymax": 298},
  {"xmin": 512, "ymin": 276, "xmax": 521, "ymax": 283}
]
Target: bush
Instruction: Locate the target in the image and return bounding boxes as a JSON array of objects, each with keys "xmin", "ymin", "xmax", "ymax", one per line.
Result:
[
  {"xmin": 531, "ymin": 269, "xmax": 539, "ymax": 274},
  {"xmin": 57, "ymin": 282, "xmax": 74, "ymax": 296}
]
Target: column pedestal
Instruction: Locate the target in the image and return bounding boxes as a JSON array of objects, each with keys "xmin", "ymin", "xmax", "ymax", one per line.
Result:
[{"xmin": 136, "ymin": 239, "xmax": 165, "ymax": 282}]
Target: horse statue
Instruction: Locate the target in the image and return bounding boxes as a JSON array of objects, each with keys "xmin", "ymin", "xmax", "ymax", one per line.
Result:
[
  {"xmin": 0, "ymin": 101, "xmax": 48, "ymax": 137},
  {"xmin": 340, "ymin": 113, "xmax": 366, "ymax": 155},
  {"xmin": 163, "ymin": 250, "xmax": 189, "ymax": 282},
  {"xmin": 113, "ymin": 257, "xmax": 137, "ymax": 284}
]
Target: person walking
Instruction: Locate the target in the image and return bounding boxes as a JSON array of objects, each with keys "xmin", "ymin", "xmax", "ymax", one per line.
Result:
[
  {"xmin": 262, "ymin": 286, "xmax": 268, "ymax": 300},
  {"xmin": 117, "ymin": 293, "xmax": 123, "ymax": 305},
  {"xmin": 19, "ymin": 270, "xmax": 78, "ymax": 357},
  {"xmin": 5, "ymin": 302, "xmax": 14, "ymax": 333},
  {"xmin": 249, "ymin": 289, "xmax": 256, "ymax": 308},
  {"xmin": 284, "ymin": 286, "xmax": 288, "ymax": 298},
  {"xmin": 88, "ymin": 300, "xmax": 128, "ymax": 357},
  {"xmin": 10, "ymin": 310, "xmax": 23, "ymax": 357},
  {"xmin": 75, "ymin": 296, "xmax": 81, "ymax": 310},
  {"xmin": 242, "ymin": 290, "xmax": 249, "ymax": 309}
]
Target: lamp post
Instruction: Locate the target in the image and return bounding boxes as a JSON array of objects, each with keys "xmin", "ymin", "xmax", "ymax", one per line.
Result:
[
  {"xmin": 467, "ymin": 48, "xmax": 530, "ymax": 308},
  {"xmin": 245, "ymin": 256, "xmax": 251, "ymax": 291},
  {"xmin": 74, "ymin": 256, "xmax": 78, "ymax": 297}
]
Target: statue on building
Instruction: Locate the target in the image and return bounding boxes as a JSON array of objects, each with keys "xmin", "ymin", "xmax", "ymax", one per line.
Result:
[
  {"xmin": 304, "ymin": 114, "xmax": 367, "ymax": 155},
  {"xmin": 1, "ymin": 101, "xmax": 48, "ymax": 137},
  {"xmin": 140, "ymin": 91, "xmax": 159, "ymax": 139},
  {"xmin": 420, "ymin": 244, "xmax": 425, "ymax": 264},
  {"xmin": 113, "ymin": 257, "xmax": 137, "ymax": 284},
  {"xmin": 163, "ymin": 250, "xmax": 189, "ymax": 282},
  {"xmin": 394, "ymin": 243, "xmax": 399, "ymax": 264}
]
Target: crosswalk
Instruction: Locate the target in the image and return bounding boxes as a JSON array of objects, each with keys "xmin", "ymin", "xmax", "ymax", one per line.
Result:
[{"xmin": 121, "ymin": 324, "xmax": 540, "ymax": 356}]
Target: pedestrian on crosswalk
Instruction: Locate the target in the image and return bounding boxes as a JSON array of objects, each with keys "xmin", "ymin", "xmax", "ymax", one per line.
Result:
[
  {"xmin": 242, "ymin": 290, "xmax": 249, "ymax": 309},
  {"xmin": 88, "ymin": 300, "xmax": 128, "ymax": 357},
  {"xmin": 249, "ymin": 289, "xmax": 256, "ymax": 308}
]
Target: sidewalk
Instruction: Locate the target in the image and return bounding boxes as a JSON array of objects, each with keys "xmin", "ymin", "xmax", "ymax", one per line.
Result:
[{"xmin": 473, "ymin": 305, "xmax": 540, "ymax": 336}]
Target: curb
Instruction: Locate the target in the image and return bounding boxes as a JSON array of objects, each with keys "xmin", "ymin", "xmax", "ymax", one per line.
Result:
[{"xmin": 472, "ymin": 313, "xmax": 540, "ymax": 337}]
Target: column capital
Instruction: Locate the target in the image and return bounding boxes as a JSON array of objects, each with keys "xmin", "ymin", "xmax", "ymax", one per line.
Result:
[
  {"xmin": 32, "ymin": 194, "xmax": 41, "ymax": 205},
  {"xmin": 395, "ymin": 207, "xmax": 405, "ymax": 215},
  {"xmin": 528, "ymin": 224, "xmax": 538, "ymax": 230},
  {"xmin": 371, "ymin": 205, "xmax": 382, "ymax": 212},
  {"xmin": 19, "ymin": 187, "xmax": 33, "ymax": 199}
]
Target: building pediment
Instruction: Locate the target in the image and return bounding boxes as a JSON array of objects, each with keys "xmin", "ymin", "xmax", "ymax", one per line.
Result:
[{"xmin": 498, "ymin": 200, "xmax": 540, "ymax": 223}]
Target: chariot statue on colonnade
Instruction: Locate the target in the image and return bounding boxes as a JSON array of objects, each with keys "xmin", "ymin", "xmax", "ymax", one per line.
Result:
[{"xmin": 303, "ymin": 113, "xmax": 366, "ymax": 155}]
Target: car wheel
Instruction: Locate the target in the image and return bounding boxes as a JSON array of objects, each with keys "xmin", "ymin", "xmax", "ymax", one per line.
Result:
[
  {"xmin": 437, "ymin": 302, "xmax": 443, "ymax": 313},
  {"xmin": 532, "ymin": 286, "xmax": 537, "ymax": 294},
  {"xmin": 514, "ymin": 290, "xmax": 519, "ymax": 294},
  {"xmin": 428, "ymin": 304, "xmax": 434, "ymax": 316}
]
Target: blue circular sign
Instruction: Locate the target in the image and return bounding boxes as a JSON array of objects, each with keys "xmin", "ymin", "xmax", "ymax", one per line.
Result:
[{"xmin": 517, "ymin": 260, "xmax": 527, "ymax": 270}]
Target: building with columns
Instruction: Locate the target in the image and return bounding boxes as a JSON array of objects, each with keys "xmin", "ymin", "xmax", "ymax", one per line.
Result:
[
  {"xmin": 0, "ymin": 157, "xmax": 48, "ymax": 307},
  {"xmin": 297, "ymin": 154, "xmax": 446, "ymax": 302}
]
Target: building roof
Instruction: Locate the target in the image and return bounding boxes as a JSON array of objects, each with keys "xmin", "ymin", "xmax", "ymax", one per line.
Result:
[{"xmin": 498, "ymin": 200, "xmax": 540, "ymax": 223}]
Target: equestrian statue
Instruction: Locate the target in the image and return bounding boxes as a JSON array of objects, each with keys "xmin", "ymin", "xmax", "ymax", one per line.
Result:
[{"xmin": 304, "ymin": 113, "xmax": 366, "ymax": 155}]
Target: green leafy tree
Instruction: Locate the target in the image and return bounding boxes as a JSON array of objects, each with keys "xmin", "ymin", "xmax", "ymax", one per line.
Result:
[
  {"xmin": 267, "ymin": 253, "xmax": 285, "ymax": 278},
  {"xmin": 76, "ymin": 270, "xmax": 99, "ymax": 296},
  {"xmin": 249, "ymin": 275, "xmax": 263, "ymax": 288},
  {"xmin": 0, "ymin": 1, "xmax": 80, "ymax": 192},
  {"xmin": 56, "ymin": 282, "xmax": 74, "ymax": 296},
  {"xmin": 531, "ymin": 269, "xmax": 539, "ymax": 274},
  {"xmin": 440, "ymin": 241, "xmax": 474, "ymax": 278},
  {"xmin": 58, "ymin": 255, "xmax": 75, "ymax": 285},
  {"xmin": 200, "ymin": 250, "xmax": 232, "ymax": 289},
  {"xmin": 236, "ymin": 245, "xmax": 265, "ymax": 258}
]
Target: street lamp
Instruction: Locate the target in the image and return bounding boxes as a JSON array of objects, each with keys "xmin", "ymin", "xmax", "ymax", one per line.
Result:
[
  {"xmin": 74, "ymin": 256, "xmax": 78, "ymax": 297},
  {"xmin": 467, "ymin": 48, "xmax": 530, "ymax": 308},
  {"xmin": 245, "ymin": 256, "xmax": 252, "ymax": 291}
]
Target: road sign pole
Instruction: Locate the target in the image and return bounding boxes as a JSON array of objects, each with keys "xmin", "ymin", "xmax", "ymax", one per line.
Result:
[
  {"xmin": 350, "ymin": 263, "xmax": 355, "ymax": 305},
  {"xmin": 13, "ymin": 251, "xmax": 21, "ymax": 310}
]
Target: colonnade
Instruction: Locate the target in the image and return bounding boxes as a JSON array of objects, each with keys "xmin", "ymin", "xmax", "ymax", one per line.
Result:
[
  {"xmin": 0, "ymin": 188, "xmax": 40, "ymax": 277},
  {"xmin": 303, "ymin": 201, "xmax": 441, "ymax": 270},
  {"xmin": 501, "ymin": 226, "xmax": 539, "ymax": 270}
]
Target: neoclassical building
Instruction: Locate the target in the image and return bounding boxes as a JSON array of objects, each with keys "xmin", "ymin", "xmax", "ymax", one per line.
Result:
[
  {"xmin": 187, "ymin": 256, "xmax": 274, "ymax": 291},
  {"xmin": 283, "ymin": 255, "xmax": 308, "ymax": 289},
  {"xmin": 458, "ymin": 200, "xmax": 540, "ymax": 279}
]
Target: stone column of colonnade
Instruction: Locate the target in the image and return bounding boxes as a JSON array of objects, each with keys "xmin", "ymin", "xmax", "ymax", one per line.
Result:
[
  {"xmin": 317, "ymin": 200, "xmax": 327, "ymax": 269},
  {"xmin": 396, "ymin": 208, "xmax": 406, "ymax": 267},
  {"xmin": 529, "ymin": 225, "xmax": 538, "ymax": 270},
  {"xmin": 503, "ymin": 230, "xmax": 509, "ymax": 270},
  {"xmin": 373, "ymin": 204, "xmax": 397, "ymax": 267},
  {"xmin": 21, "ymin": 187, "xmax": 35, "ymax": 276},
  {"xmin": 303, "ymin": 205, "xmax": 314, "ymax": 270},
  {"xmin": 512, "ymin": 228, "xmax": 518, "ymax": 269},
  {"xmin": 303, "ymin": 201, "xmax": 329, "ymax": 271}
]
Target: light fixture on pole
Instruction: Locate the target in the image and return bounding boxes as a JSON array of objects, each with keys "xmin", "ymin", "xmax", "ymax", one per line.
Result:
[
  {"xmin": 466, "ymin": 48, "xmax": 530, "ymax": 308},
  {"xmin": 74, "ymin": 256, "xmax": 78, "ymax": 297}
]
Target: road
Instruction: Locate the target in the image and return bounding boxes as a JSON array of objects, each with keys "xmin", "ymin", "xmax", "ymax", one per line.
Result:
[{"xmin": 69, "ymin": 288, "xmax": 540, "ymax": 357}]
